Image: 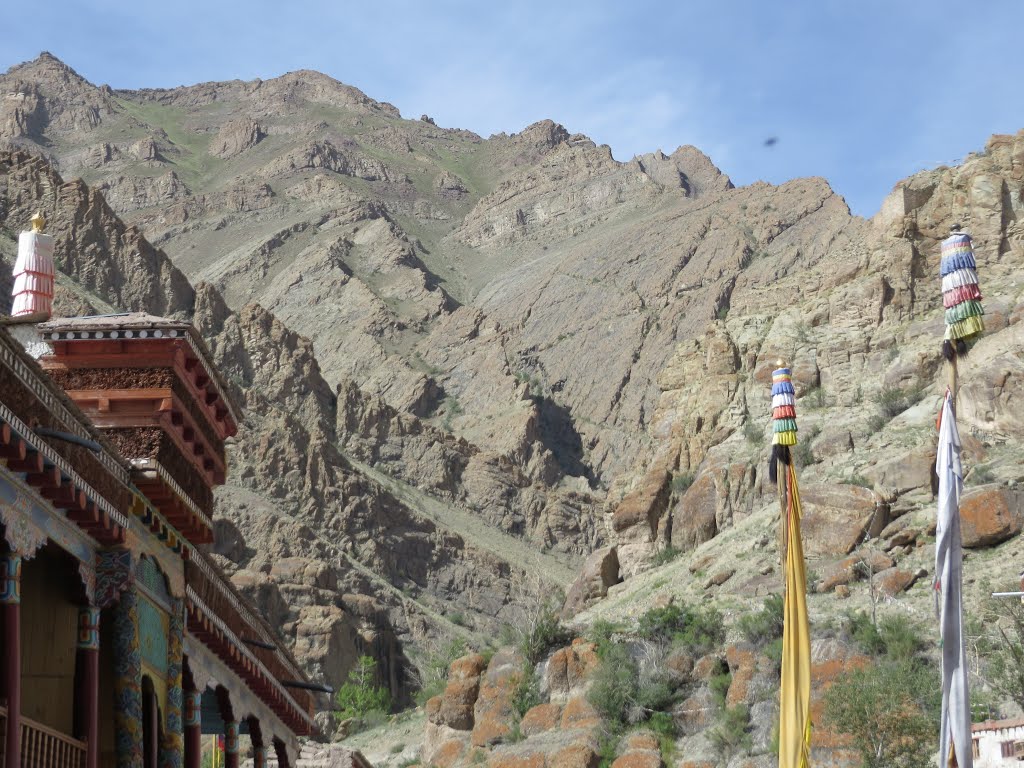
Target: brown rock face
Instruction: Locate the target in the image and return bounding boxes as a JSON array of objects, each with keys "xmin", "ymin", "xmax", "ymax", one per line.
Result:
[
  {"xmin": 959, "ymin": 486, "xmax": 1024, "ymax": 547},
  {"xmin": 211, "ymin": 117, "xmax": 266, "ymax": 158},
  {"xmin": 562, "ymin": 549, "xmax": 620, "ymax": 618}
]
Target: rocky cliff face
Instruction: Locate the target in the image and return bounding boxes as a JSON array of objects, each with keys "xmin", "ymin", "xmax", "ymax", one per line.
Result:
[{"xmin": 4, "ymin": 52, "xmax": 1024, "ymax": 744}]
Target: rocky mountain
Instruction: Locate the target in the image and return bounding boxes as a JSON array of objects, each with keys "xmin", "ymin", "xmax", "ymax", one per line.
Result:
[{"xmin": 4, "ymin": 52, "xmax": 1024, "ymax": 756}]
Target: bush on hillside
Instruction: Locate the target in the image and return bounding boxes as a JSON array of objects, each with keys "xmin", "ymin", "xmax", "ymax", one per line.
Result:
[
  {"xmin": 738, "ymin": 593, "xmax": 784, "ymax": 648},
  {"xmin": 637, "ymin": 602, "xmax": 725, "ymax": 656},
  {"xmin": 335, "ymin": 655, "xmax": 391, "ymax": 730}
]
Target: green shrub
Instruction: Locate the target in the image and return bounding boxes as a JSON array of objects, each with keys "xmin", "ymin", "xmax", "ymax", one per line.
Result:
[
  {"xmin": 845, "ymin": 610, "xmax": 885, "ymax": 657},
  {"xmin": 648, "ymin": 711, "xmax": 677, "ymax": 763},
  {"xmin": 743, "ymin": 419, "xmax": 764, "ymax": 446},
  {"xmin": 671, "ymin": 472, "xmax": 695, "ymax": 493},
  {"xmin": 877, "ymin": 615, "xmax": 926, "ymax": 661},
  {"xmin": 587, "ymin": 619, "xmax": 623, "ymax": 650},
  {"xmin": 637, "ymin": 603, "xmax": 725, "ymax": 656},
  {"xmin": 505, "ymin": 720, "xmax": 525, "ymax": 744},
  {"xmin": 791, "ymin": 440, "xmax": 815, "ymax": 467},
  {"xmin": 843, "ymin": 474, "xmax": 873, "ymax": 489},
  {"xmin": 511, "ymin": 668, "xmax": 542, "ymax": 717},
  {"xmin": 588, "ymin": 643, "xmax": 674, "ymax": 727},
  {"xmin": 442, "ymin": 394, "xmax": 463, "ymax": 430},
  {"xmin": 519, "ymin": 597, "xmax": 570, "ymax": 663},
  {"xmin": 637, "ymin": 605, "xmax": 688, "ymax": 643},
  {"xmin": 588, "ymin": 643, "xmax": 637, "ymax": 723},
  {"xmin": 652, "ymin": 546, "xmax": 683, "ymax": 567},
  {"xmin": 709, "ymin": 703, "xmax": 751, "ymax": 760},
  {"xmin": 867, "ymin": 384, "xmax": 926, "ymax": 433},
  {"xmin": 710, "ymin": 671, "xmax": 732, "ymax": 708},
  {"xmin": 764, "ymin": 637, "xmax": 783, "ymax": 669},
  {"xmin": 970, "ymin": 464, "xmax": 996, "ymax": 484},
  {"xmin": 596, "ymin": 731, "xmax": 621, "ymax": 768},
  {"xmin": 804, "ymin": 386, "xmax": 828, "ymax": 409},
  {"xmin": 738, "ymin": 594, "xmax": 785, "ymax": 648},
  {"xmin": 844, "ymin": 611, "xmax": 924, "ymax": 660},
  {"xmin": 334, "ymin": 655, "xmax": 391, "ymax": 729}
]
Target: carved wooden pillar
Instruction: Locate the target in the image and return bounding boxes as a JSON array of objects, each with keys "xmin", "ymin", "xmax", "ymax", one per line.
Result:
[
  {"xmin": 113, "ymin": 587, "xmax": 143, "ymax": 768},
  {"xmin": 1, "ymin": 551, "xmax": 22, "ymax": 768},
  {"xmin": 183, "ymin": 690, "xmax": 202, "ymax": 768},
  {"xmin": 223, "ymin": 721, "xmax": 239, "ymax": 768},
  {"xmin": 75, "ymin": 606, "xmax": 101, "ymax": 768}
]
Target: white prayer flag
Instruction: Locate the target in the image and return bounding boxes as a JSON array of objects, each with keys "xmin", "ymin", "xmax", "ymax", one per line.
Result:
[{"xmin": 935, "ymin": 390, "xmax": 972, "ymax": 768}]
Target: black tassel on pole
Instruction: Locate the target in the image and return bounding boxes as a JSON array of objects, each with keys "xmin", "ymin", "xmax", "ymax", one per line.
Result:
[
  {"xmin": 769, "ymin": 444, "xmax": 791, "ymax": 485},
  {"xmin": 942, "ymin": 339, "xmax": 955, "ymax": 362}
]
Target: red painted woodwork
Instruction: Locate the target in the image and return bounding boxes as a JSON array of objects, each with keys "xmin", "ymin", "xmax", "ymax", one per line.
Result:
[
  {"xmin": 4, "ymin": 595, "xmax": 21, "ymax": 768},
  {"xmin": 75, "ymin": 642, "xmax": 99, "ymax": 768}
]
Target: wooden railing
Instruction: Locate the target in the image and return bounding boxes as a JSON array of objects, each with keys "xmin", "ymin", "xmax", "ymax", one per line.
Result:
[{"xmin": 0, "ymin": 706, "xmax": 87, "ymax": 768}]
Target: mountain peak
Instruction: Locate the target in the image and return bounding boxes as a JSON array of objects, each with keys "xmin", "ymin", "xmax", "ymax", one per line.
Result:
[{"xmin": 6, "ymin": 51, "xmax": 95, "ymax": 87}]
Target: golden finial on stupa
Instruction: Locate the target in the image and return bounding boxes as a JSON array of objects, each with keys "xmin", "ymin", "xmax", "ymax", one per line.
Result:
[{"xmin": 30, "ymin": 212, "xmax": 46, "ymax": 233}]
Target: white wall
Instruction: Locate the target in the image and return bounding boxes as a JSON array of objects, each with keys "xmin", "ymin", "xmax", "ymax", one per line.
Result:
[{"xmin": 975, "ymin": 724, "xmax": 1024, "ymax": 767}]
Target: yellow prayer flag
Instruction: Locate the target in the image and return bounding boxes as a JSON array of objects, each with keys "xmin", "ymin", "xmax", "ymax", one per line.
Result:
[{"xmin": 778, "ymin": 463, "xmax": 811, "ymax": 768}]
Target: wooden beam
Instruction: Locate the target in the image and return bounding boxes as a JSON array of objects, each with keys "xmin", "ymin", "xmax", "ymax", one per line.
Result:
[
  {"xmin": 7, "ymin": 451, "xmax": 44, "ymax": 474},
  {"xmin": 26, "ymin": 466, "xmax": 61, "ymax": 488},
  {"xmin": 0, "ymin": 438, "xmax": 27, "ymax": 462}
]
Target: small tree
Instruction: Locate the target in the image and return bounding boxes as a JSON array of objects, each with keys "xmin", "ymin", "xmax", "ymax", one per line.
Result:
[
  {"xmin": 335, "ymin": 655, "xmax": 391, "ymax": 728},
  {"xmin": 980, "ymin": 594, "xmax": 1024, "ymax": 712},
  {"xmin": 823, "ymin": 658, "xmax": 937, "ymax": 768}
]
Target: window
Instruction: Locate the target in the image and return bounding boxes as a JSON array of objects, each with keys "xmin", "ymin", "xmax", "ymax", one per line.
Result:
[
  {"xmin": 972, "ymin": 738, "xmax": 979, "ymax": 759},
  {"xmin": 1001, "ymin": 740, "xmax": 1015, "ymax": 758}
]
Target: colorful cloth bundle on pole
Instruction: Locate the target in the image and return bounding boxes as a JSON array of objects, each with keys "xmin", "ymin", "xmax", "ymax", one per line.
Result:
[
  {"xmin": 940, "ymin": 231, "xmax": 984, "ymax": 359},
  {"xmin": 773, "ymin": 368, "xmax": 811, "ymax": 768},
  {"xmin": 10, "ymin": 213, "xmax": 55, "ymax": 320},
  {"xmin": 769, "ymin": 367, "xmax": 797, "ymax": 483}
]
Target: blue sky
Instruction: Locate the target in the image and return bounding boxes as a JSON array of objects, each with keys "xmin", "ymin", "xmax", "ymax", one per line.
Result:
[{"xmin": 11, "ymin": 0, "xmax": 1024, "ymax": 216}]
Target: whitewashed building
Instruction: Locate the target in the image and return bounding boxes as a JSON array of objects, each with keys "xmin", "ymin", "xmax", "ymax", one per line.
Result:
[{"xmin": 972, "ymin": 717, "xmax": 1024, "ymax": 766}]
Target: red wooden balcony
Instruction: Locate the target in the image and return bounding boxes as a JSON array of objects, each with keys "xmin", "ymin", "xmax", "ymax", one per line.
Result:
[{"xmin": 0, "ymin": 706, "xmax": 86, "ymax": 768}]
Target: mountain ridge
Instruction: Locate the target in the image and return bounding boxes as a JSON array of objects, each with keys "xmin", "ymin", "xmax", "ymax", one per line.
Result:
[{"xmin": 3, "ymin": 54, "xmax": 1024, "ymax": 750}]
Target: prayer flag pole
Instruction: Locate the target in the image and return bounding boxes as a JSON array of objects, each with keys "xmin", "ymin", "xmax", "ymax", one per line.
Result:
[
  {"xmin": 772, "ymin": 365, "xmax": 810, "ymax": 768},
  {"xmin": 935, "ymin": 224, "xmax": 984, "ymax": 768}
]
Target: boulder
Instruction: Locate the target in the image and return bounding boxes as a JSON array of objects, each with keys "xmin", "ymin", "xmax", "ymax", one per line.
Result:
[
  {"xmin": 520, "ymin": 703, "xmax": 562, "ymax": 736},
  {"xmin": 817, "ymin": 551, "xmax": 894, "ymax": 593},
  {"xmin": 865, "ymin": 447, "xmax": 936, "ymax": 495},
  {"xmin": 546, "ymin": 640, "xmax": 600, "ymax": 700},
  {"xmin": 959, "ymin": 486, "xmax": 1024, "ymax": 548},
  {"xmin": 674, "ymin": 686, "xmax": 716, "ymax": 735},
  {"xmin": 428, "ymin": 653, "xmax": 487, "ymax": 730},
  {"xmin": 562, "ymin": 548, "xmax": 621, "ymax": 618},
  {"xmin": 874, "ymin": 567, "xmax": 920, "ymax": 596},
  {"xmin": 799, "ymin": 483, "xmax": 889, "ymax": 556},
  {"xmin": 560, "ymin": 695, "xmax": 603, "ymax": 731},
  {"xmin": 472, "ymin": 650, "xmax": 524, "ymax": 747}
]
